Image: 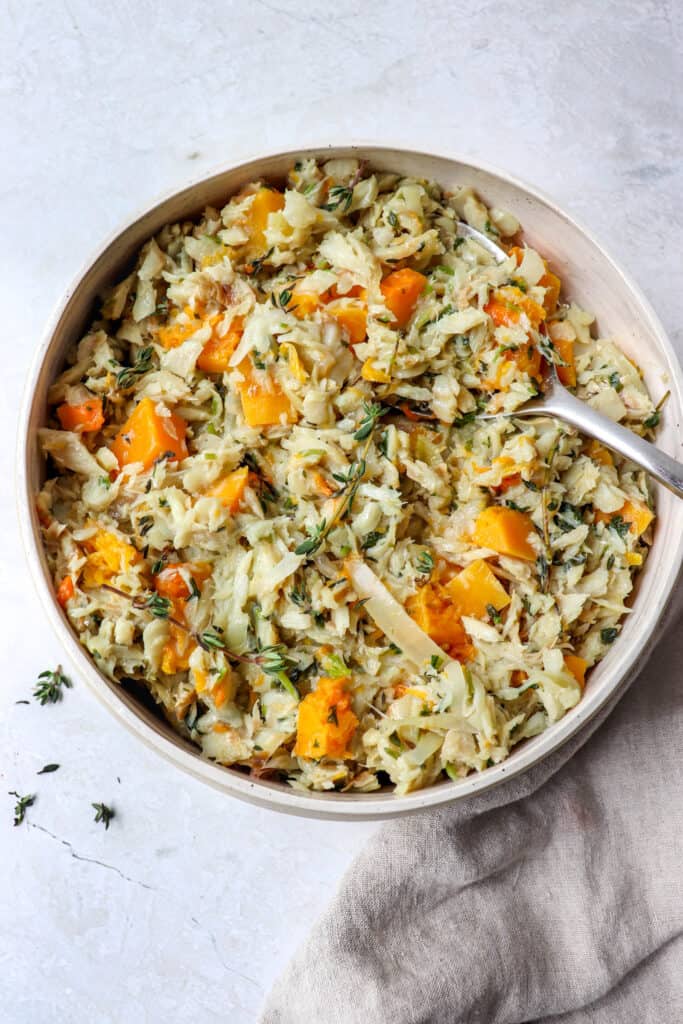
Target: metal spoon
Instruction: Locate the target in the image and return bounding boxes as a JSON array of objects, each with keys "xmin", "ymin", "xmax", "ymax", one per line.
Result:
[{"xmin": 457, "ymin": 222, "xmax": 683, "ymax": 498}]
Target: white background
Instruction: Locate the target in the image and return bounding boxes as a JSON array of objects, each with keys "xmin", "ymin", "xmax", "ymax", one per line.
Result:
[{"xmin": 1, "ymin": 2, "xmax": 680, "ymax": 1021}]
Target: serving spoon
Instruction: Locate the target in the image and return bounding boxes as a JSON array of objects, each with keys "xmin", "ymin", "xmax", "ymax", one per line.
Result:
[{"xmin": 456, "ymin": 222, "xmax": 683, "ymax": 498}]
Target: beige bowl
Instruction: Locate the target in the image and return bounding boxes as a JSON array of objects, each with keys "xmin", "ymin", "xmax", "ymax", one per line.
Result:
[{"xmin": 17, "ymin": 146, "xmax": 683, "ymax": 819}]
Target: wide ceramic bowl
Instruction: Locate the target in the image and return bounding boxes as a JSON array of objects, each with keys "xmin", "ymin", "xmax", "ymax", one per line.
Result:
[{"xmin": 17, "ymin": 146, "xmax": 683, "ymax": 819}]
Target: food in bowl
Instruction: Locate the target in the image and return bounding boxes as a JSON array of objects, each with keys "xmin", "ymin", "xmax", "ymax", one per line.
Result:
[{"xmin": 36, "ymin": 157, "xmax": 659, "ymax": 794}]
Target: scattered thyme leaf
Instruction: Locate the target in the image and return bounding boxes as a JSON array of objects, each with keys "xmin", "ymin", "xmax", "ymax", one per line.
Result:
[
  {"xmin": 9, "ymin": 791, "xmax": 35, "ymax": 827},
  {"xmin": 37, "ymin": 764, "xmax": 60, "ymax": 775},
  {"xmin": 33, "ymin": 666, "xmax": 72, "ymax": 705},
  {"xmin": 92, "ymin": 802, "xmax": 115, "ymax": 829}
]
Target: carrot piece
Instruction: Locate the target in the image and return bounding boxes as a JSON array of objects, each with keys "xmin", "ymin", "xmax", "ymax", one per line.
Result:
[
  {"xmin": 236, "ymin": 360, "xmax": 297, "ymax": 428},
  {"xmin": 444, "ymin": 559, "xmax": 511, "ymax": 620},
  {"xmin": 205, "ymin": 466, "xmax": 250, "ymax": 512},
  {"xmin": 326, "ymin": 300, "xmax": 367, "ymax": 346},
  {"xmin": 56, "ymin": 398, "xmax": 104, "ymax": 433},
  {"xmin": 380, "ymin": 268, "xmax": 427, "ymax": 328},
  {"xmin": 595, "ymin": 499, "xmax": 653, "ymax": 537},
  {"xmin": 294, "ymin": 676, "xmax": 358, "ymax": 760},
  {"xmin": 472, "ymin": 506, "xmax": 538, "ymax": 562},
  {"xmin": 406, "ymin": 583, "xmax": 475, "ymax": 662},
  {"xmin": 56, "ymin": 575, "xmax": 75, "ymax": 607},
  {"xmin": 244, "ymin": 186, "xmax": 285, "ymax": 256},
  {"xmin": 111, "ymin": 396, "xmax": 188, "ymax": 471},
  {"xmin": 539, "ymin": 270, "xmax": 561, "ymax": 315},
  {"xmin": 485, "ymin": 286, "xmax": 546, "ymax": 330},
  {"xmin": 197, "ymin": 317, "xmax": 244, "ymax": 373},
  {"xmin": 564, "ymin": 653, "xmax": 588, "ymax": 688}
]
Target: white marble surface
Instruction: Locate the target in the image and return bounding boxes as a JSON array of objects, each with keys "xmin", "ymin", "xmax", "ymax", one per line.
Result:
[{"xmin": 1, "ymin": 1, "xmax": 680, "ymax": 1021}]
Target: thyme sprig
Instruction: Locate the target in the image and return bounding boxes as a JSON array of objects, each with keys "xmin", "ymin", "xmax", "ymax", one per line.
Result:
[
  {"xmin": 116, "ymin": 346, "xmax": 153, "ymax": 390},
  {"xmin": 354, "ymin": 402, "xmax": 388, "ymax": 441},
  {"xmin": 92, "ymin": 802, "xmax": 115, "ymax": 829},
  {"xmin": 33, "ymin": 667, "xmax": 72, "ymax": 705},
  {"xmin": 322, "ymin": 185, "xmax": 353, "ymax": 213},
  {"xmin": 9, "ymin": 791, "xmax": 35, "ymax": 827}
]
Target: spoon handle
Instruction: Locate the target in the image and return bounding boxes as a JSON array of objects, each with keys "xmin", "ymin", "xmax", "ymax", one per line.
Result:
[{"xmin": 548, "ymin": 388, "xmax": 683, "ymax": 498}]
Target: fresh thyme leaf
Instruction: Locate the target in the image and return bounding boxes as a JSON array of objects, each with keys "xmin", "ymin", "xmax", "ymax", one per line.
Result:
[
  {"xmin": 354, "ymin": 402, "xmax": 387, "ymax": 441},
  {"xmin": 9, "ymin": 791, "xmax": 35, "ymax": 827},
  {"xmin": 505, "ymin": 499, "xmax": 529, "ymax": 512},
  {"xmin": 452, "ymin": 411, "xmax": 476, "ymax": 428},
  {"xmin": 608, "ymin": 515, "xmax": 630, "ymax": 539},
  {"xmin": 555, "ymin": 501, "xmax": 583, "ymax": 533},
  {"xmin": 387, "ymin": 210, "xmax": 399, "ymax": 228},
  {"xmin": 536, "ymin": 554, "xmax": 550, "ymax": 592},
  {"xmin": 322, "ymin": 185, "xmax": 353, "ymax": 212},
  {"xmin": 137, "ymin": 593, "xmax": 171, "ymax": 618},
  {"xmin": 199, "ymin": 628, "xmax": 226, "ymax": 651},
  {"xmin": 289, "ymin": 584, "xmax": 309, "ymax": 608},
  {"xmin": 295, "ymin": 519, "xmax": 327, "ymax": 556},
  {"xmin": 430, "ymin": 654, "xmax": 443, "ymax": 671},
  {"xmin": 523, "ymin": 480, "xmax": 539, "ymax": 492},
  {"xmin": 608, "ymin": 370, "xmax": 623, "ymax": 393},
  {"xmin": 600, "ymin": 627, "xmax": 618, "ymax": 645},
  {"xmin": 185, "ymin": 577, "xmax": 201, "ymax": 601},
  {"xmin": 37, "ymin": 764, "xmax": 60, "ymax": 775},
  {"xmin": 92, "ymin": 802, "xmax": 115, "ymax": 829},
  {"xmin": 643, "ymin": 410, "xmax": 660, "ymax": 429},
  {"xmin": 116, "ymin": 346, "xmax": 153, "ymax": 390},
  {"xmin": 33, "ymin": 666, "xmax": 72, "ymax": 705},
  {"xmin": 360, "ymin": 530, "xmax": 385, "ymax": 551},
  {"xmin": 486, "ymin": 604, "xmax": 502, "ymax": 625},
  {"xmin": 417, "ymin": 550, "xmax": 434, "ymax": 574}
]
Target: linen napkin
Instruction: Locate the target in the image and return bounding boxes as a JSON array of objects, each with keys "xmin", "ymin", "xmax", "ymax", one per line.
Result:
[{"xmin": 261, "ymin": 603, "xmax": 683, "ymax": 1023}]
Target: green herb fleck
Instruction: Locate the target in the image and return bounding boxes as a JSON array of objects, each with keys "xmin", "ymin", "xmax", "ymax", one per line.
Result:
[
  {"xmin": 92, "ymin": 802, "xmax": 115, "ymax": 829},
  {"xmin": 34, "ymin": 667, "xmax": 72, "ymax": 705},
  {"xmin": 9, "ymin": 791, "xmax": 35, "ymax": 827}
]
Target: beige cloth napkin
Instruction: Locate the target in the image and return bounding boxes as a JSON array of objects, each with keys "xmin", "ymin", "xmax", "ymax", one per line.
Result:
[{"xmin": 261, "ymin": 603, "xmax": 683, "ymax": 1023}]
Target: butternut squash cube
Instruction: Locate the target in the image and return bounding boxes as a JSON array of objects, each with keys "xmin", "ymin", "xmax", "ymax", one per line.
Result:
[
  {"xmin": 472, "ymin": 506, "xmax": 538, "ymax": 562},
  {"xmin": 236, "ymin": 360, "xmax": 298, "ymax": 427},
  {"xmin": 444, "ymin": 559, "xmax": 511, "ymax": 620},
  {"xmin": 111, "ymin": 396, "xmax": 188, "ymax": 471},
  {"xmin": 204, "ymin": 466, "xmax": 249, "ymax": 512},
  {"xmin": 294, "ymin": 676, "xmax": 358, "ymax": 760}
]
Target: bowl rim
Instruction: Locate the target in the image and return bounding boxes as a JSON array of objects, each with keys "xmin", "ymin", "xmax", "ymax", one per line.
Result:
[{"xmin": 16, "ymin": 142, "xmax": 683, "ymax": 820}]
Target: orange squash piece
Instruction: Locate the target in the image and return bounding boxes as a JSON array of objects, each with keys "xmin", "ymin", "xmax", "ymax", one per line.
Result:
[
  {"xmin": 553, "ymin": 335, "xmax": 576, "ymax": 386},
  {"xmin": 540, "ymin": 271, "xmax": 561, "ymax": 315},
  {"xmin": 564, "ymin": 653, "xmax": 588, "ymax": 689},
  {"xmin": 112, "ymin": 396, "xmax": 188, "ymax": 471},
  {"xmin": 291, "ymin": 292, "xmax": 321, "ymax": 319},
  {"xmin": 81, "ymin": 530, "xmax": 141, "ymax": 587},
  {"xmin": 472, "ymin": 506, "xmax": 538, "ymax": 562},
  {"xmin": 326, "ymin": 300, "xmax": 368, "ymax": 346},
  {"xmin": 197, "ymin": 317, "xmax": 244, "ymax": 374},
  {"xmin": 485, "ymin": 286, "xmax": 546, "ymax": 331},
  {"xmin": 444, "ymin": 559, "xmax": 511, "ymax": 620},
  {"xmin": 236, "ymin": 359, "xmax": 297, "ymax": 427},
  {"xmin": 244, "ymin": 186, "xmax": 285, "ymax": 256},
  {"xmin": 160, "ymin": 624, "xmax": 196, "ymax": 674},
  {"xmin": 155, "ymin": 562, "xmax": 211, "ymax": 602},
  {"xmin": 587, "ymin": 440, "xmax": 613, "ymax": 467},
  {"xmin": 595, "ymin": 499, "xmax": 653, "ymax": 537},
  {"xmin": 406, "ymin": 583, "xmax": 474, "ymax": 661},
  {"xmin": 56, "ymin": 575, "xmax": 75, "ymax": 607},
  {"xmin": 294, "ymin": 676, "xmax": 359, "ymax": 760},
  {"xmin": 57, "ymin": 398, "xmax": 104, "ymax": 433},
  {"xmin": 205, "ymin": 466, "xmax": 250, "ymax": 512},
  {"xmin": 380, "ymin": 268, "xmax": 427, "ymax": 328}
]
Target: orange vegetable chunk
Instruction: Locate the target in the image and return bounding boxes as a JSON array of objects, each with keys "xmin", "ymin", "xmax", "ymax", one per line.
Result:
[
  {"xmin": 564, "ymin": 653, "xmax": 588, "ymax": 688},
  {"xmin": 236, "ymin": 359, "xmax": 297, "ymax": 427},
  {"xmin": 155, "ymin": 561, "xmax": 211, "ymax": 602},
  {"xmin": 294, "ymin": 676, "xmax": 358, "ymax": 760},
  {"xmin": 56, "ymin": 575, "xmax": 75, "ymax": 607},
  {"xmin": 205, "ymin": 466, "xmax": 250, "ymax": 512},
  {"xmin": 380, "ymin": 268, "xmax": 427, "ymax": 327},
  {"xmin": 57, "ymin": 398, "xmax": 104, "ymax": 433},
  {"xmin": 472, "ymin": 506, "xmax": 538, "ymax": 562},
  {"xmin": 540, "ymin": 270, "xmax": 561, "ymax": 315},
  {"xmin": 444, "ymin": 559, "xmax": 511, "ymax": 620},
  {"xmin": 291, "ymin": 292, "xmax": 321, "ymax": 319},
  {"xmin": 406, "ymin": 583, "xmax": 474, "ymax": 662},
  {"xmin": 485, "ymin": 286, "xmax": 546, "ymax": 330},
  {"xmin": 81, "ymin": 530, "xmax": 141, "ymax": 587},
  {"xmin": 197, "ymin": 317, "xmax": 244, "ymax": 373},
  {"xmin": 595, "ymin": 499, "xmax": 653, "ymax": 537},
  {"xmin": 326, "ymin": 300, "xmax": 367, "ymax": 346},
  {"xmin": 112, "ymin": 396, "xmax": 188, "ymax": 471},
  {"xmin": 244, "ymin": 187, "xmax": 285, "ymax": 256},
  {"xmin": 160, "ymin": 624, "xmax": 195, "ymax": 674}
]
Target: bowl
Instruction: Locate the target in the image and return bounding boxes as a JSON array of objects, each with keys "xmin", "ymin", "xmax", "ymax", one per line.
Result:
[{"xmin": 17, "ymin": 146, "xmax": 683, "ymax": 820}]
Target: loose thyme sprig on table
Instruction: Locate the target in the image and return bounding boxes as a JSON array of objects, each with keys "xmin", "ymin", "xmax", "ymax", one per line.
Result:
[
  {"xmin": 9, "ymin": 791, "xmax": 35, "ymax": 827},
  {"xmin": 33, "ymin": 666, "xmax": 72, "ymax": 705},
  {"xmin": 92, "ymin": 802, "xmax": 115, "ymax": 829}
]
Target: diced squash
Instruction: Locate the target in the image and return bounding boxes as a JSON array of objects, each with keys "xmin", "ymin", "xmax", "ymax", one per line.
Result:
[
  {"xmin": 472, "ymin": 506, "xmax": 538, "ymax": 562},
  {"xmin": 444, "ymin": 559, "xmax": 511, "ymax": 620},
  {"xmin": 587, "ymin": 440, "xmax": 613, "ymax": 467},
  {"xmin": 205, "ymin": 466, "xmax": 250, "ymax": 512},
  {"xmin": 279, "ymin": 342, "xmax": 308, "ymax": 382},
  {"xmin": 160, "ymin": 624, "xmax": 195, "ymax": 674},
  {"xmin": 510, "ymin": 669, "xmax": 527, "ymax": 687},
  {"xmin": 155, "ymin": 561, "xmax": 211, "ymax": 601},
  {"xmin": 483, "ymin": 342, "xmax": 542, "ymax": 391},
  {"xmin": 326, "ymin": 300, "xmax": 368, "ymax": 346},
  {"xmin": 564, "ymin": 653, "xmax": 588, "ymax": 688},
  {"xmin": 291, "ymin": 292, "xmax": 321, "ymax": 319},
  {"xmin": 197, "ymin": 317, "xmax": 244, "ymax": 373},
  {"xmin": 496, "ymin": 472, "xmax": 522, "ymax": 494},
  {"xmin": 484, "ymin": 286, "xmax": 546, "ymax": 330},
  {"xmin": 243, "ymin": 187, "xmax": 285, "ymax": 256},
  {"xmin": 406, "ymin": 583, "xmax": 474, "ymax": 661},
  {"xmin": 361, "ymin": 359, "xmax": 391, "ymax": 383},
  {"xmin": 236, "ymin": 359, "xmax": 297, "ymax": 427},
  {"xmin": 56, "ymin": 575, "xmax": 75, "ymax": 607},
  {"xmin": 595, "ymin": 499, "xmax": 653, "ymax": 537},
  {"xmin": 294, "ymin": 676, "xmax": 358, "ymax": 760},
  {"xmin": 540, "ymin": 270, "xmax": 561, "ymax": 315},
  {"xmin": 57, "ymin": 398, "xmax": 104, "ymax": 433},
  {"xmin": 548, "ymin": 322, "xmax": 576, "ymax": 386},
  {"xmin": 625, "ymin": 551, "xmax": 643, "ymax": 567},
  {"xmin": 111, "ymin": 396, "xmax": 188, "ymax": 471},
  {"xmin": 380, "ymin": 268, "xmax": 427, "ymax": 328},
  {"xmin": 81, "ymin": 530, "xmax": 141, "ymax": 587},
  {"xmin": 157, "ymin": 307, "xmax": 208, "ymax": 350}
]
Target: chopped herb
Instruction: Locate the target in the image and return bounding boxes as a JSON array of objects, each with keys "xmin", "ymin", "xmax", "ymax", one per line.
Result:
[
  {"xmin": 505, "ymin": 499, "xmax": 529, "ymax": 513},
  {"xmin": 92, "ymin": 802, "xmax": 115, "ymax": 829},
  {"xmin": 606, "ymin": 553, "xmax": 615, "ymax": 570},
  {"xmin": 388, "ymin": 643, "xmax": 402, "ymax": 655},
  {"xmin": 138, "ymin": 514, "xmax": 154, "ymax": 536},
  {"xmin": 378, "ymin": 430, "xmax": 389, "ymax": 458},
  {"xmin": 116, "ymin": 346, "xmax": 153, "ymax": 390},
  {"xmin": 138, "ymin": 593, "xmax": 171, "ymax": 619},
  {"xmin": 98, "ymin": 475, "xmax": 112, "ymax": 490},
  {"xmin": 486, "ymin": 604, "xmax": 502, "ymax": 625},
  {"xmin": 37, "ymin": 764, "xmax": 60, "ymax": 775},
  {"xmin": 417, "ymin": 550, "xmax": 434, "ymax": 574},
  {"xmin": 33, "ymin": 666, "xmax": 72, "ymax": 705},
  {"xmin": 199, "ymin": 627, "xmax": 225, "ymax": 651},
  {"xmin": 354, "ymin": 402, "xmax": 388, "ymax": 441},
  {"xmin": 430, "ymin": 654, "xmax": 443, "ymax": 671},
  {"xmin": 322, "ymin": 185, "xmax": 353, "ymax": 213},
  {"xmin": 453, "ymin": 411, "xmax": 476, "ymax": 428},
  {"xmin": 536, "ymin": 554, "xmax": 550, "ymax": 591},
  {"xmin": 445, "ymin": 763, "xmax": 459, "ymax": 781},
  {"xmin": 600, "ymin": 627, "xmax": 618, "ymax": 645},
  {"xmin": 360, "ymin": 530, "xmax": 385, "ymax": 551},
  {"xmin": 608, "ymin": 371, "xmax": 623, "ymax": 393},
  {"xmin": 643, "ymin": 410, "xmax": 660, "ymax": 429},
  {"xmin": 523, "ymin": 480, "xmax": 539, "ymax": 492},
  {"xmin": 9, "ymin": 791, "xmax": 35, "ymax": 827},
  {"xmin": 295, "ymin": 519, "xmax": 327, "ymax": 557},
  {"xmin": 387, "ymin": 210, "xmax": 399, "ymax": 228},
  {"xmin": 555, "ymin": 501, "xmax": 583, "ymax": 533},
  {"xmin": 608, "ymin": 515, "xmax": 630, "ymax": 539},
  {"xmin": 327, "ymin": 705, "xmax": 339, "ymax": 725},
  {"xmin": 325, "ymin": 654, "xmax": 349, "ymax": 678},
  {"xmin": 185, "ymin": 577, "xmax": 201, "ymax": 601}
]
